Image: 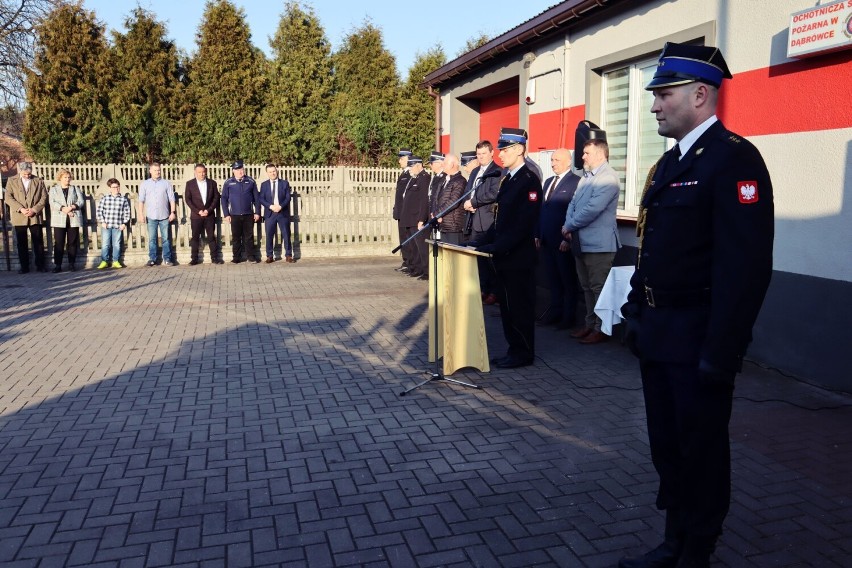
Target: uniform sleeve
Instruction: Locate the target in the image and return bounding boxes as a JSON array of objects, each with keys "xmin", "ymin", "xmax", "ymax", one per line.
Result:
[
  {"xmin": 221, "ymin": 184, "xmax": 230, "ymax": 216},
  {"xmin": 701, "ymin": 142, "xmax": 774, "ymax": 372},
  {"xmin": 483, "ymin": 174, "xmax": 541, "ymax": 255}
]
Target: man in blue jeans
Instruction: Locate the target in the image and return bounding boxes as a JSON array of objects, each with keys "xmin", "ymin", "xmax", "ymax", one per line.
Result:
[
  {"xmin": 138, "ymin": 163, "xmax": 176, "ymax": 266},
  {"xmin": 96, "ymin": 178, "xmax": 131, "ymax": 268}
]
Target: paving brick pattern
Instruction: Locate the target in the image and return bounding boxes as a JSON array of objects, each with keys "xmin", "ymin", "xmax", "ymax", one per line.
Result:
[{"xmin": 0, "ymin": 258, "xmax": 849, "ymax": 567}]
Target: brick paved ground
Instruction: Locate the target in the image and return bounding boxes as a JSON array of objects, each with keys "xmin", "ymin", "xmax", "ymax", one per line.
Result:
[{"xmin": 0, "ymin": 257, "xmax": 849, "ymax": 567}]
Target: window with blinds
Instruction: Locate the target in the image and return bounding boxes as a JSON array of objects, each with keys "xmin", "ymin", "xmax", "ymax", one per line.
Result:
[{"xmin": 602, "ymin": 59, "xmax": 671, "ymax": 217}]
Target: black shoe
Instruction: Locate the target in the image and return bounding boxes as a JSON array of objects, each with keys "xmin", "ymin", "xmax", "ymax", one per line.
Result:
[
  {"xmin": 554, "ymin": 319, "xmax": 575, "ymax": 330},
  {"xmin": 394, "ymin": 265, "xmax": 407, "ymax": 272},
  {"xmin": 17, "ymin": 268, "xmax": 29, "ymax": 274},
  {"xmin": 38, "ymin": 266, "xmax": 49, "ymax": 273},
  {"xmin": 417, "ymin": 274, "xmax": 428, "ymax": 281},
  {"xmin": 213, "ymin": 259, "xmax": 224, "ymax": 265},
  {"xmin": 146, "ymin": 260, "xmax": 156, "ymax": 267},
  {"xmin": 189, "ymin": 259, "xmax": 199, "ymax": 266},
  {"xmin": 408, "ymin": 271, "xmax": 422, "ymax": 278},
  {"xmin": 496, "ymin": 356, "xmax": 534, "ymax": 369},
  {"xmin": 251, "ymin": 258, "xmax": 261, "ymax": 264},
  {"xmin": 490, "ymin": 355, "xmax": 510, "ymax": 365},
  {"xmin": 231, "ymin": 259, "xmax": 242, "ymax": 264},
  {"xmin": 68, "ymin": 264, "xmax": 76, "ymax": 271},
  {"xmin": 619, "ymin": 540, "xmax": 681, "ymax": 568},
  {"xmin": 52, "ymin": 266, "xmax": 62, "ymax": 273}
]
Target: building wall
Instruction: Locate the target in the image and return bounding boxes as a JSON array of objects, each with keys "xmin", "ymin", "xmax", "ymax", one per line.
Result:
[{"xmin": 435, "ymin": 0, "xmax": 852, "ymax": 390}]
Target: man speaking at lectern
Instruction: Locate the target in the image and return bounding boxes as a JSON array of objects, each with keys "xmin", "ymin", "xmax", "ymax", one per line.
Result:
[{"xmin": 471, "ymin": 128, "xmax": 542, "ymax": 369}]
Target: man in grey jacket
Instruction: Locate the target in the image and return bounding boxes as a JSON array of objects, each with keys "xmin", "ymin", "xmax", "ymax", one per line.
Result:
[{"xmin": 562, "ymin": 139, "xmax": 620, "ymax": 344}]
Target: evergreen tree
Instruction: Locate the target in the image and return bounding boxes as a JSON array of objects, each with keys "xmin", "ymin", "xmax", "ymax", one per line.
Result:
[
  {"xmin": 23, "ymin": 3, "xmax": 114, "ymax": 162},
  {"xmin": 327, "ymin": 21, "xmax": 399, "ymax": 166},
  {"xmin": 261, "ymin": 2, "xmax": 333, "ymax": 166},
  {"xmin": 458, "ymin": 32, "xmax": 491, "ymax": 57},
  {"xmin": 186, "ymin": 0, "xmax": 266, "ymax": 162},
  {"xmin": 396, "ymin": 45, "xmax": 446, "ymax": 160},
  {"xmin": 109, "ymin": 7, "xmax": 188, "ymax": 163}
]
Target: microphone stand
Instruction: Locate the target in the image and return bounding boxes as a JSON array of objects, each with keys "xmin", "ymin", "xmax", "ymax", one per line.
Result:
[{"xmin": 396, "ymin": 186, "xmax": 482, "ymax": 396}]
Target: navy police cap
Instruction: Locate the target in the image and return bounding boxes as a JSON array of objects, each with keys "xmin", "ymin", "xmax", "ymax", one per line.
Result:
[
  {"xmin": 428, "ymin": 151, "xmax": 445, "ymax": 163},
  {"xmin": 407, "ymin": 156, "xmax": 423, "ymax": 165},
  {"xmin": 460, "ymin": 151, "xmax": 477, "ymax": 166},
  {"xmin": 231, "ymin": 160, "xmax": 244, "ymax": 169},
  {"xmin": 398, "ymin": 148, "xmax": 412, "ymax": 157},
  {"xmin": 497, "ymin": 127, "xmax": 528, "ymax": 150},
  {"xmin": 645, "ymin": 42, "xmax": 732, "ymax": 90}
]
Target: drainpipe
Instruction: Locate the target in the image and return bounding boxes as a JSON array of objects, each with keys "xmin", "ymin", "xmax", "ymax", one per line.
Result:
[{"xmin": 428, "ymin": 85, "xmax": 441, "ymax": 151}]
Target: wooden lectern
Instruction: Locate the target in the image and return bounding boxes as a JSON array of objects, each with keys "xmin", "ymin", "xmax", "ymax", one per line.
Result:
[{"xmin": 426, "ymin": 240, "xmax": 491, "ymax": 375}]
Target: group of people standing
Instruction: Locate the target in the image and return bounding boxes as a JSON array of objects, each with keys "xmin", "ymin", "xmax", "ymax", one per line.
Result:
[
  {"xmin": 391, "ymin": 128, "xmax": 621, "ymax": 368},
  {"xmin": 1, "ymin": 160, "xmax": 296, "ymax": 272}
]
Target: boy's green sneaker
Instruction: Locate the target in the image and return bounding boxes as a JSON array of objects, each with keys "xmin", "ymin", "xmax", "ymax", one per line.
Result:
[
  {"xmin": 111, "ymin": 261, "xmax": 122, "ymax": 269},
  {"xmin": 97, "ymin": 261, "xmax": 108, "ymax": 269}
]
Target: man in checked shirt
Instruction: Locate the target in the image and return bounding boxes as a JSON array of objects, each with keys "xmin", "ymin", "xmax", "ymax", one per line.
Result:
[{"xmin": 96, "ymin": 178, "xmax": 131, "ymax": 269}]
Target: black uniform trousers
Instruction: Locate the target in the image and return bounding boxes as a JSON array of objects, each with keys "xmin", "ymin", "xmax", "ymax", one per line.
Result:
[
  {"xmin": 471, "ymin": 229, "xmax": 495, "ymax": 295},
  {"xmin": 230, "ymin": 214, "xmax": 257, "ymax": 261},
  {"xmin": 398, "ymin": 222, "xmax": 411, "ymax": 269},
  {"xmin": 541, "ymin": 244, "xmax": 579, "ymax": 324},
  {"xmin": 494, "ymin": 267, "xmax": 536, "ymax": 361},
  {"xmin": 640, "ymin": 358, "xmax": 734, "ymax": 539},
  {"xmin": 15, "ymin": 225, "xmax": 46, "ymax": 271},
  {"xmin": 402, "ymin": 225, "xmax": 425, "ymax": 275},
  {"xmin": 53, "ymin": 216, "xmax": 79, "ymax": 268},
  {"xmin": 190, "ymin": 216, "xmax": 220, "ymax": 262}
]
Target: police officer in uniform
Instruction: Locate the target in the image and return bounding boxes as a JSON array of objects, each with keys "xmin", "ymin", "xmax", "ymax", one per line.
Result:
[
  {"xmin": 472, "ymin": 128, "xmax": 542, "ymax": 368},
  {"xmin": 221, "ymin": 160, "xmax": 261, "ymax": 263},
  {"xmin": 392, "ymin": 148, "xmax": 412, "ymax": 273},
  {"xmin": 398, "ymin": 156, "xmax": 430, "ymax": 280},
  {"xmin": 620, "ymin": 43, "xmax": 774, "ymax": 568}
]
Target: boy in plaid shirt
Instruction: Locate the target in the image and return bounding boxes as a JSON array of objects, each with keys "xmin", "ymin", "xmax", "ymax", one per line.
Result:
[{"xmin": 97, "ymin": 178, "xmax": 131, "ymax": 268}]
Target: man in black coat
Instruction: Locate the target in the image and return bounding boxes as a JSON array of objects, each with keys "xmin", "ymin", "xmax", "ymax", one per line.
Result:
[
  {"xmin": 434, "ymin": 154, "xmax": 466, "ymax": 244},
  {"xmin": 398, "ymin": 156, "xmax": 431, "ymax": 280},
  {"xmin": 619, "ymin": 43, "xmax": 774, "ymax": 568},
  {"xmin": 392, "ymin": 148, "xmax": 412, "ymax": 273},
  {"xmin": 184, "ymin": 163, "xmax": 222, "ymax": 265},
  {"xmin": 535, "ymin": 148, "xmax": 580, "ymax": 328},
  {"xmin": 473, "ymin": 128, "xmax": 542, "ymax": 368}
]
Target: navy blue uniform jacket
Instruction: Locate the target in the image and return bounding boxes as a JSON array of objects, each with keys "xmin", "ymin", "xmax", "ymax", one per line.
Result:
[
  {"xmin": 221, "ymin": 176, "xmax": 260, "ymax": 216},
  {"xmin": 476, "ymin": 165, "xmax": 542, "ymax": 271},
  {"xmin": 624, "ymin": 120, "xmax": 774, "ymax": 373}
]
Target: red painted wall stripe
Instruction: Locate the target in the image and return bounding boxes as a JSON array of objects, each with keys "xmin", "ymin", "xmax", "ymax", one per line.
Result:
[
  {"xmin": 441, "ymin": 135, "xmax": 450, "ymax": 153},
  {"xmin": 529, "ymin": 105, "xmax": 586, "ymax": 150},
  {"xmin": 719, "ymin": 50, "xmax": 852, "ymax": 136}
]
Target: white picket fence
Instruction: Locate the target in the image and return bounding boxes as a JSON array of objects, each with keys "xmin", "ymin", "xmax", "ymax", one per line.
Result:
[{"xmin": 0, "ymin": 164, "xmax": 400, "ymax": 269}]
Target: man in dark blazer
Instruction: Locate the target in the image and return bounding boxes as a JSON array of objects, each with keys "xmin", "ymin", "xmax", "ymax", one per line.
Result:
[
  {"xmin": 619, "ymin": 43, "xmax": 774, "ymax": 568},
  {"xmin": 434, "ymin": 154, "xmax": 467, "ymax": 245},
  {"xmin": 392, "ymin": 148, "xmax": 412, "ymax": 273},
  {"xmin": 474, "ymin": 128, "xmax": 542, "ymax": 368},
  {"xmin": 184, "ymin": 163, "xmax": 223, "ymax": 265},
  {"xmin": 463, "ymin": 140, "xmax": 502, "ymax": 303},
  {"xmin": 535, "ymin": 148, "xmax": 580, "ymax": 328},
  {"xmin": 427, "ymin": 151, "xmax": 445, "ymax": 219},
  {"xmin": 399, "ymin": 156, "xmax": 431, "ymax": 280},
  {"xmin": 259, "ymin": 164, "xmax": 294, "ymax": 263}
]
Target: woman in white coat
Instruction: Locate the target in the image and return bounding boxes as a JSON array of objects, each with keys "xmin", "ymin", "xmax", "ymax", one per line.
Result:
[{"xmin": 48, "ymin": 169, "xmax": 86, "ymax": 272}]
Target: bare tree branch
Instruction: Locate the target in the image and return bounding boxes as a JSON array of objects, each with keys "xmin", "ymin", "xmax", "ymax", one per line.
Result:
[{"xmin": 0, "ymin": 0, "xmax": 59, "ymax": 106}]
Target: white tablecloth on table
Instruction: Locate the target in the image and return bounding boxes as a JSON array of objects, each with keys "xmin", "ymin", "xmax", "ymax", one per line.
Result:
[{"xmin": 594, "ymin": 266, "xmax": 636, "ymax": 336}]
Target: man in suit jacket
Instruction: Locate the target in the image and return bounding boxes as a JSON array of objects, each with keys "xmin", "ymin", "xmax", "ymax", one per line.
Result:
[
  {"xmin": 184, "ymin": 163, "xmax": 223, "ymax": 265},
  {"xmin": 535, "ymin": 148, "xmax": 580, "ymax": 328},
  {"xmin": 475, "ymin": 128, "xmax": 542, "ymax": 368},
  {"xmin": 4, "ymin": 162, "xmax": 48, "ymax": 273},
  {"xmin": 399, "ymin": 157, "xmax": 431, "ymax": 279},
  {"xmin": 562, "ymin": 139, "xmax": 620, "ymax": 344},
  {"xmin": 463, "ymin": 140, "xmax": 502, "ymax": 303},
  {"xmin": 619, "ymin": 43, "xmax": 774, "ymax": 568},
  {"xmin": 259, "ymin": 164, "xmax": 294, "ymax": 263},
  {"xmin": 427, "ymin": 151, "xmax": 445, "ymax": 220},
  {"xmin": 434, "ymin": 154, "xmax": 467, "ymax": 244}
]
